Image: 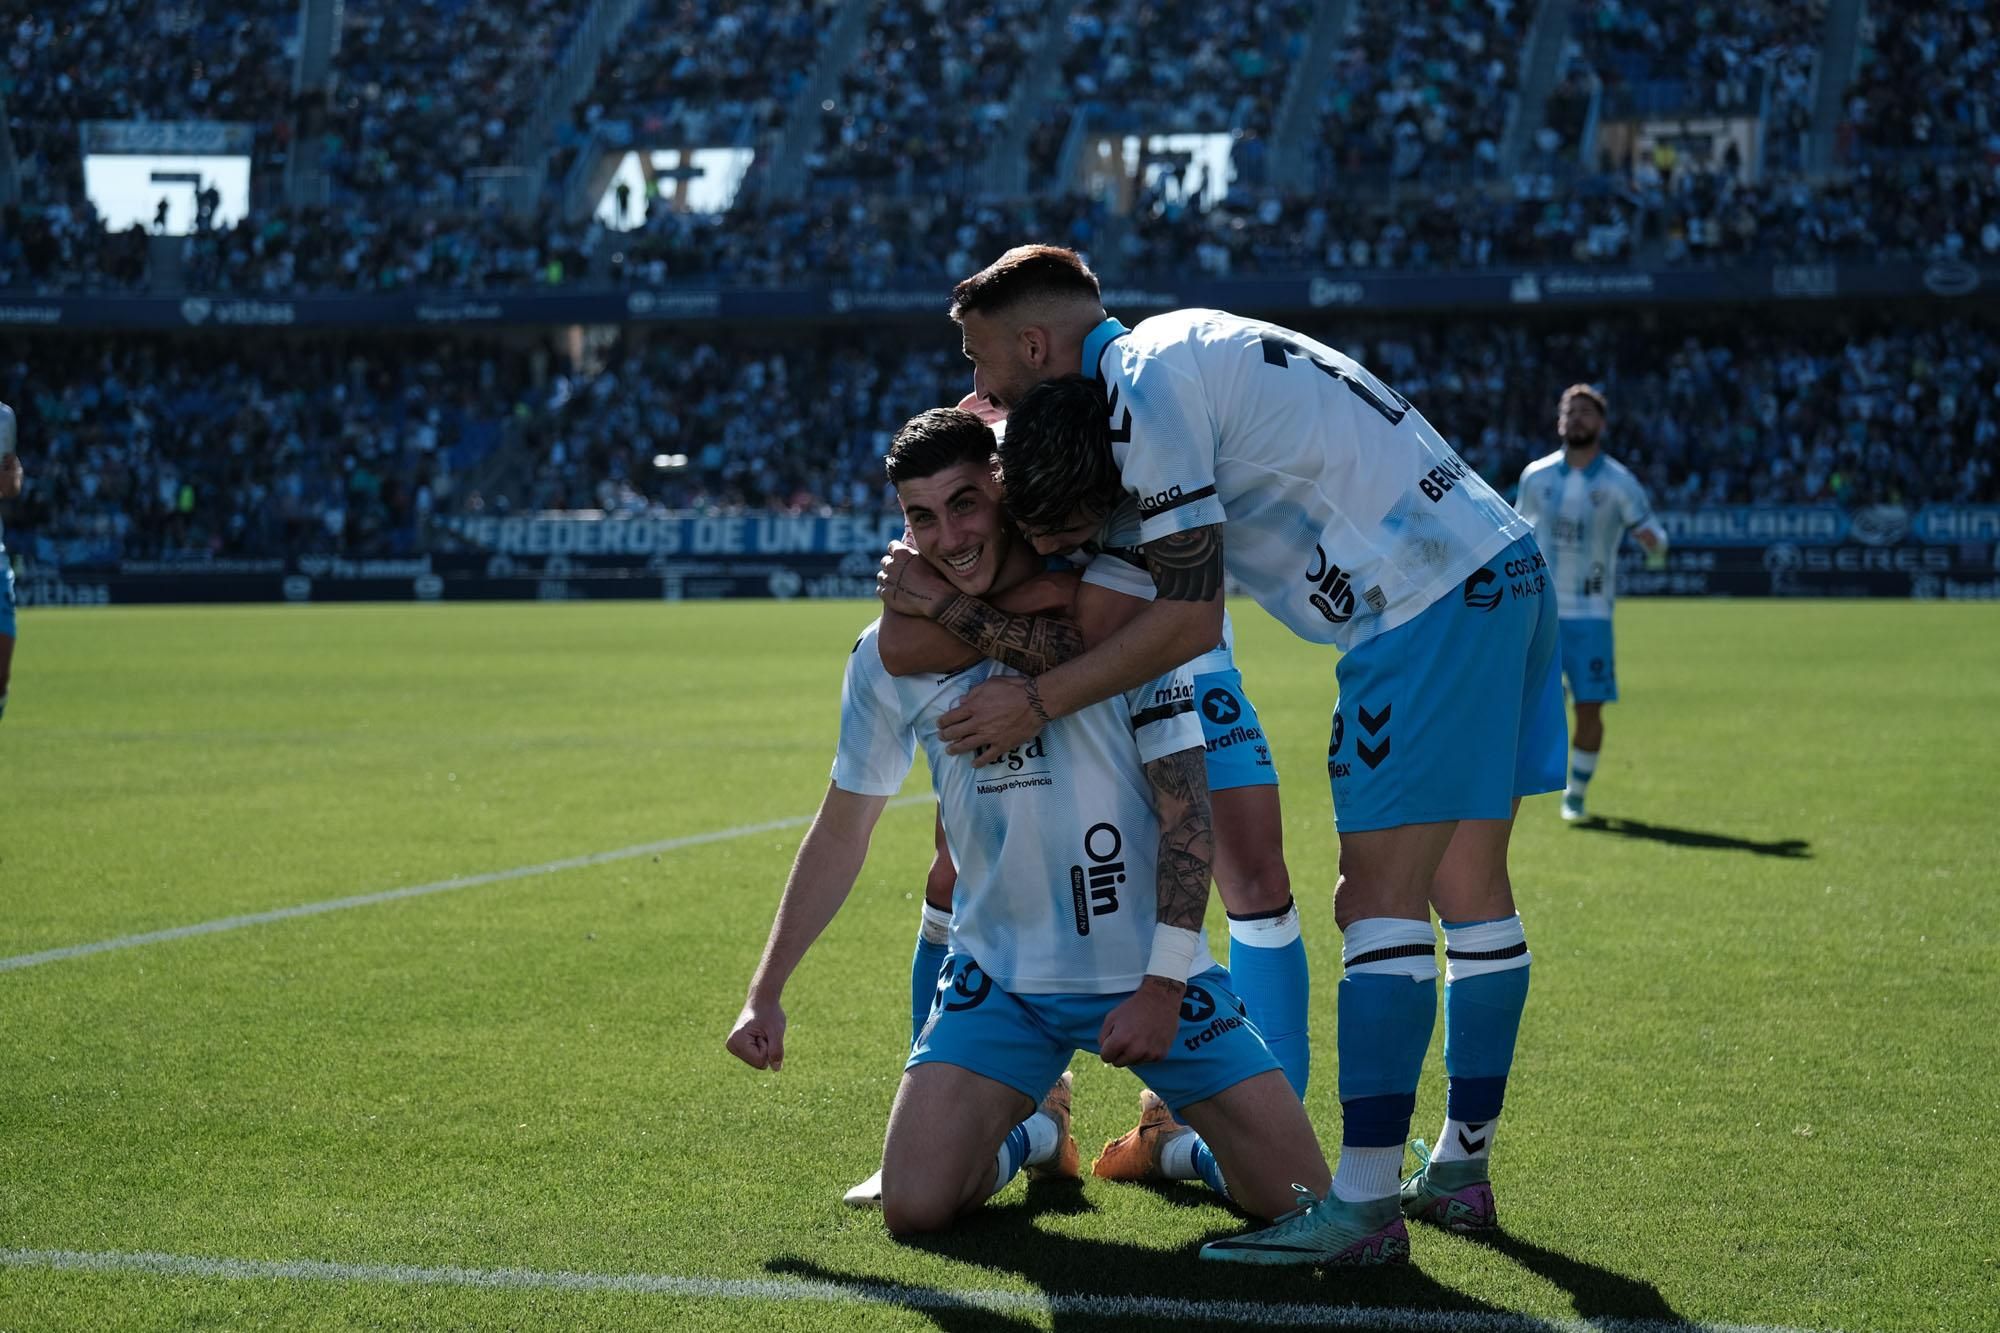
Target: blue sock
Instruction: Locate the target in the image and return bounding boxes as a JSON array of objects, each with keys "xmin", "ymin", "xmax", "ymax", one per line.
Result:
[
  {"xmin": 1192, "ymin": 1139, "xmax": 1230, "ymax": 1199},
  {"xmin": 1332, "ymin": 918, "xmax": 1438, "ymax": 1201},
  {"xmin": 1436, "ymin": 915, "xmax": 1532, "ymax": 1161},
  {"xmin": 994, "ymin": 1122, "xmax": 1031, "ymax": 1191},
  {"xmin": 1227, "ymin": 900, "xmax": 1311, "ymax": 1098},
  {"xmin": 910, "ymin": 904, "xmax": 952, "ymax": 1048}
]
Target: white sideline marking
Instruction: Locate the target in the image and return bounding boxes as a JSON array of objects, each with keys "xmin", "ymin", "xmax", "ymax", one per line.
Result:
[
  {"xmin": 0, "ymin": 1247, "xmax": 1828, "ymax": 1332},
  {"xmin": 0, "ymin": 796, "xmax": 930, "ymax": 974}
]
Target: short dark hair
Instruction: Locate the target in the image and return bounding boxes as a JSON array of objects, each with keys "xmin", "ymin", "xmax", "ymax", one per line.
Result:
[
  {"xmin": 950, "ymin": 245, "xmax": 1102, "ymax": 320},
  {"xmin": 993, "ymin": 375, "xmax": 1124, "ymax": 536},
  {"xmin": 1561, "ymin": 383, "xmax": 1607, "ymax": 415},
  {"xmin": 884, "ymin": 408, "xmax": 997, "ymax": 486}
]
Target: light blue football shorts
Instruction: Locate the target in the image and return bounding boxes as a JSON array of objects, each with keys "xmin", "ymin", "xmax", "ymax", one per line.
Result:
[
  {"xmin": 1194, "ymin": 668, "xmax": 1279, "ymax": 791},
  {"xmin": 908, "ymin": 954, "xmax": 1283, "ymax": 1113},
  {"xmin": 1559, "ymin": 616, "xmax": 1618, "ymax": 704},
  {"xmin": 1327, "ymin": 533, "xmax": 1567, "ymax": 831}
]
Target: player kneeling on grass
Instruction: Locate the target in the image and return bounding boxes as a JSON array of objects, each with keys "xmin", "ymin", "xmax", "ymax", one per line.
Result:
[{"xmin": 726, "ymin": 408, "xmax": 1331, "ymax": 1236}]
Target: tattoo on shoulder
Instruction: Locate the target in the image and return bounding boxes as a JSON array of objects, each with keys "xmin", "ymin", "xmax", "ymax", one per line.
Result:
[{"xmin": 1142, "ymin": 525, "xmax": 1223, "ymax": 602}]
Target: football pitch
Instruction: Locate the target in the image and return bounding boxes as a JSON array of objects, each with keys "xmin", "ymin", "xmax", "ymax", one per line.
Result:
[{"xmin": 1, "ymin": 599, "xmax": 1994, "ymax": 1332}]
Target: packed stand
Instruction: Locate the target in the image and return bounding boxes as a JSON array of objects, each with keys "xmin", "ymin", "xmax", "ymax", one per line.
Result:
[
  {"xmin": 1338, "ymin": 316, "xmax": 1999, "ymax": 510},
  {"xmin": 586, "ymin": 0, "xmax": 832, "ymax": 146},
  {"xmin": 1561, "ymin": 0, "xmax": 1824, "ymax": 118},
  {"xmin": 516, "ymin": 332, "xmax": 968, "ymax": 514},
  {"xmin": 1313, "ymin": 0, "xmax": 1525, "ymax": 184},
  {"xmin": 0, "ymin": 202, "xmax": 150, "ymax": 292},
  {"xmin": 1840, "ymin": 0, "xmax": 2000, "ymax": 162},
  {"xmin": 314, "ymin": 0, "xmax": 582, "ymax": 207},
  {"xmin": 1045, "ymin": 0, "xmax": 1313, "ymax": 142},
  {"xmin": 806, "ymin": 0, "xmax": 1044, "ymax": 191},
  {"xmin": 2, "ymin": 0, "xmax": 298, "ymax": 202},
  {"xmin": 0, "ymin": 336, "xmax": 539, "ymax": 563}
]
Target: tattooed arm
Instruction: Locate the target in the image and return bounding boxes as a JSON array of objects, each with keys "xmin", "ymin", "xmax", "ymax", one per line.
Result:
[
  {"xmin": 876, "ymin": 560, "xmax": 1094, "ymax": 676},
  {"xmin": 940, "ymin": 524, "xmax": 1224, "ymax": 761},
  {"xmin": 1098, "ymin": 744, "xmax": 1215, "ymax": 1068}
]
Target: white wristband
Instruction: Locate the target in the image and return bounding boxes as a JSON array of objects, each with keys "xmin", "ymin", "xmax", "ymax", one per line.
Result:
[{"xmin": 1145, "ymin": 924, "xmax": 1201, "ymax": 983}]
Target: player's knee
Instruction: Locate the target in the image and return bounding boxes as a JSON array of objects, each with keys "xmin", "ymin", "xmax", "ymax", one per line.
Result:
[
  {"xmin": 881, "ymin": 1185, "xmax": 959, "ymax": 1238},
  {"xmin": 1221, "ymin": 856, "xmax": 1291, "ymax": 917}
]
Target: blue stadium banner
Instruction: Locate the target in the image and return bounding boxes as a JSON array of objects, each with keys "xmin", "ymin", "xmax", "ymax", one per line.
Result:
[
  {"xmin": 438, "ymin": 512, "xmax": 908, "ymax": 558},
  {"xmin": 4, "ymin": 263, "xmax": 1993, "ymax": 330}
]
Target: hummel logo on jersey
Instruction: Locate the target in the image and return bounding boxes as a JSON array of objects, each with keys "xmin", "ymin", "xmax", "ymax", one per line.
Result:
[
  {"xmin": 1306, "ymin": 545, "xmax": 1355, "ymax": 624},
  {"xmin": 1463, "ymin": 567, "xmax": 1502, "ymax": 611},
  {"xmin": 1069, "ymin": 822, "xmax": 1126, "ymax": 934}
]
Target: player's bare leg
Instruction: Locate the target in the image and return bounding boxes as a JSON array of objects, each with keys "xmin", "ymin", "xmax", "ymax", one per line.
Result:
[
  {"xmin": 1564, "ymin": 702, "xmax": 1604, "ymax": 821},
  {"xmin": 879, "ymin": 1063, "xmax": 1040, "ymax": 1237},
  {"xmin": 847, "ymin": 812, "xmax": 959, "ymax": 1210},
  {"xmin": 1172, "ymin": 1070, "xmax": 1330, "ymax": 1220}
]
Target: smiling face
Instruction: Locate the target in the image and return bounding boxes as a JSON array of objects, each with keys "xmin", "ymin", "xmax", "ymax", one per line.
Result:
[{"xmin": 895, "ymin": 460, "xmax": 1033, "ymax": 599}]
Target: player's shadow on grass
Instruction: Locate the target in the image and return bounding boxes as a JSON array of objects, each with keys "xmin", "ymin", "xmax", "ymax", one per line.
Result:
[
  {"xmin": 1463, "ymin": 1229, "xmax": 1689, "ymax": 1327},
  {"xmin": 1572, "ymin": 814, "xmax": 1811, "ymax": 859},
  {"xmin": 770, "ymin": 1181, "xmax": 1520, "ymax": 1333}
]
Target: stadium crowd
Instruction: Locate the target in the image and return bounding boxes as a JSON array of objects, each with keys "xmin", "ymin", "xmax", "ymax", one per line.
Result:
[{"xmin": 6, "ymin": 312, "xmax": 1994, "ymax": 566}]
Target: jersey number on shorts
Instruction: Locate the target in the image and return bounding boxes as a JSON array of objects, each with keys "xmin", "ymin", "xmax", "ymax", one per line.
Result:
[{"xmin": 1260, "ymin": 333, "xmax": 1410, "ymax": 426}]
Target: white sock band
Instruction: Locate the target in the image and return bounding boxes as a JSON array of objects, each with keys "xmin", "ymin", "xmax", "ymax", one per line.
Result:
[
  {"xmin": 1332, "ymin": 1145, "xmax": 1404, "ymax": 1203},
  {"xmin": 1442, "ymin": 915, "xmax": 1531, "ymax": 983},
  {"xmin": 1341, "ymin": 917, "xmax": 1438, "ymax": 981},
  {"xmin": 1022, "ymin": 1110, "xmax": 1059, "ymax": 1166},
  {"xmin": 919, "ymin": 903, "xmax": 952, "ymax": 947},
  {"xmin": 1159, "ymin": 1128, "xmax": 1202, "ymax": 1181},
  {"xmin": 1226, "ymin": 901, "xmax": 1302, "ymax": 948}
]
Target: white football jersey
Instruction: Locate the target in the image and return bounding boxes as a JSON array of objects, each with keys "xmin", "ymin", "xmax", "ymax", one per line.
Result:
[
  {"xmin": 1085, "ymin": 312, "xmax": 1529, "ymax": 650},
  {"xmin": 1072, "ymin": 497, "xmax": 1239, "ymax": 676},
  {"xmin": 831, "ymin": 619, "xmax": 1214, "ymax": 995},
  {"xmin": 1513, "ymin": 451, "xmax": 1655, "ymax": 620}
]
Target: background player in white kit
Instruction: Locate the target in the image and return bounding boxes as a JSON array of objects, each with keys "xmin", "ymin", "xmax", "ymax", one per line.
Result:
[
  {"xmin": 0, "ymin": 401, "xmax": 22, "ymax": 721},
  {"xmin": 726, "ymin": 408, "xmax": 1331, "ymax": 1237},
  {"xmin": 1513, "ymin": 385, "xmax": 1669, "ymax": 822},
  {"xmin": 930, "ymin": 247, "xmax": 1565, "ymax": 1264}
]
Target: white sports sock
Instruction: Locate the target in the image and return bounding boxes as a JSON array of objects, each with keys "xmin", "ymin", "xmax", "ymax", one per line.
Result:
[
  {"xmin": 1430, "ymin": 1115, "xmax": 1496, "ymax": 1164},
  {"xmin": 1021, "ymin": 1111, "xmax": 1059, "ymax": 1166},
  {"xmin": 1332, "ymin": 1145, "xmax": 1404, "ymax": 1203},
  {"xmin": 1158, "ymin": 1128, "xmax": 1203, "ymax": 1181},
  {"xmin": 1567, "ymin": 747, "xmax": 1599, "ymax": 799}
]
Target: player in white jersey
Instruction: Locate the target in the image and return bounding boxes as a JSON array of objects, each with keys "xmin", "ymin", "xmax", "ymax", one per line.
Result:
[
  {"xmin": 876, "ymin": 488, "xmax": 1309, "ymax": 1198},
  {"xmin": 1513, "ymin": 385, "xmax": 1668, "ymax": 823},
  {"xmin": 892, "ymin": 247, "xmax": 1564, "ymax": 1264},
  {"xmin": 0, "ymin": 401, "xmax": 22, "ymax": 722},
  {"xmin": 727, "ymin": 408, "xmax": 1331, "ymax": 1237}
]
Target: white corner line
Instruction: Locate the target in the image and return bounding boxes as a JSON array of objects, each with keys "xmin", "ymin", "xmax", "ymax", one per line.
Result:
[
  {"xmin": 0, "ymin": 1246, "xmax": 1832, "ymax": 1333},
  {"xmin": 1, "ymin": 795, "xmax": 932, "ymax": 975}
]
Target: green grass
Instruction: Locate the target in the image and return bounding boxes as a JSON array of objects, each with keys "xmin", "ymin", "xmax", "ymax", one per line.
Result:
[{"xmin": 2, "ymin": 600, "xmax": 1996, "ymax": 1331}]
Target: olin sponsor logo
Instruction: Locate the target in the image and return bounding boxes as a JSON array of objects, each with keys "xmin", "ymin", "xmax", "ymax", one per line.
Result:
[
  {"xmin": 1305, "ymin": 545, "xmax": 1355, "ymax": 624},
  {"xmin": 1068, "ymin": 822, "xmax": 1126, "ymax": 935}
]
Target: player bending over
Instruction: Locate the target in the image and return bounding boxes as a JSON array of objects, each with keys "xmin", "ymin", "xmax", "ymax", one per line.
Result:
[
  {"xmin": 925, "ymin": 247, "xmax": 1564, "ymax": 1264},
  {"xmin": 726, "ymin": 408, "xmax": 1331, "ymax": 1236}
]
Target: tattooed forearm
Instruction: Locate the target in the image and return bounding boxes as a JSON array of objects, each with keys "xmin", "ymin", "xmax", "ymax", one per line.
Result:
[
  {"xmin": 1143, "ymin": 748, "xmax": 1214, "ymax": 931},
  {"xmin": 1143, "ymin": 524, "xmax": 1224, "ymax": 602},
  {"xmin": 936, "ymin": 594, "xmax": 1088, "ymax": 675}
]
